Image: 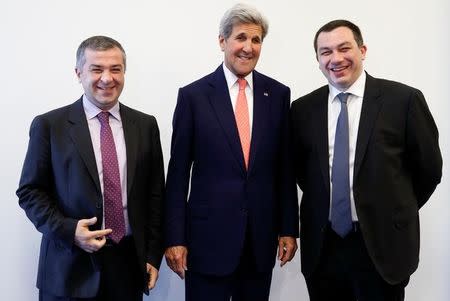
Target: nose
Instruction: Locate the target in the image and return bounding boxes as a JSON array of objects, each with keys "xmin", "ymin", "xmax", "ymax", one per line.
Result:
[
  {"xmin": 242, "ymin": 40, "xmax": 252, "ymax": 53},
  {"xmin": 330, "ymin": 51, "xmax": 344, "ymax": 64},
  {"xmin": 100, "ymin": 71, "xmax": 113, "ymax": 83}
]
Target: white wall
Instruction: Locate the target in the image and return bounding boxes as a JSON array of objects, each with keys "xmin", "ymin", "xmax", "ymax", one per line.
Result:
[{"xmin": 1, "ymin": 0, "xmax": 448, "ymax": 300}]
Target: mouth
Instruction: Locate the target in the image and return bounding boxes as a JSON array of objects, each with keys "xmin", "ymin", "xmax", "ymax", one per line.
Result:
[
  {"xmin": 237, "ymin": 55, "xmax": 253, "ymax": 61},
  {"xmin": 97, "ymin": 86, "xmax": 115, "ymax": 91},
  {"xmin": 329, "ymin": 65, "xmax": 348, "ymax": 72}
]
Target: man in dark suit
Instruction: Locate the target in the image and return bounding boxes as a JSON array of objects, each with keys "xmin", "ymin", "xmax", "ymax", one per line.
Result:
[
  {"xmin": 16, "ymin": 36, "xmax": 165, "ymax": 301},
  {"xmin": 164, "ymin": 3, "xmax": 299, "ymax": 300},
  {"xmin": 290, "ymin": 20, "xmax": 442, "ymax": 301}
]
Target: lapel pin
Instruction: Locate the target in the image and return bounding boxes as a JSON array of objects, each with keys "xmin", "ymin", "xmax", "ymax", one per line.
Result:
[{"xmin": 263, "ymin": 92, "xmax": 269, "ymax": 96}]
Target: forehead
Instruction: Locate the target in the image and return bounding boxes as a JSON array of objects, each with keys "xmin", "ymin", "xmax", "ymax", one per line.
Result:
[
  {"xmin": 317, "ymin": 26, "xmax": 356, "ymax": 47},
  {"xmin": 83, "ymin": 47, "xmax": 124, "ymax": 65},
  {"xmin": 230, "ymin": 22, "xmax": 262, "ymax": 37}
]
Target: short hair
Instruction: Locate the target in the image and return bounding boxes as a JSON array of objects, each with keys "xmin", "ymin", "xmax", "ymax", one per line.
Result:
[
  {"xmin": 219, "ymin": 3, "xmax": 269, "ymax": 41},
  {"xmin": 313, "ymin": 19, "xmax": 364, "ymax": 54},
  {"xmin": 76, "ymin": 35, "xmax": 126, "ymax": 70}
]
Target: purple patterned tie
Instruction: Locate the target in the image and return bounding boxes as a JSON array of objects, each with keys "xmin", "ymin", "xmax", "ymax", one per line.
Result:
[{"xmin": 97, "ymin": 111, "xmax": 125, "ymax": 243}]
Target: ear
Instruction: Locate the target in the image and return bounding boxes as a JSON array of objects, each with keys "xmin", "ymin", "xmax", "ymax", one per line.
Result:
[
  {"xmin": 75, "ymin": 67, "xmax": 82, "ymax": 83},
  {"xmin": 219, "ymin": 35, "xmax": 225, "ymax": 52},
  {"xmin": 360, "ymin": 44, "xmax": 367, "ymax": 60}
]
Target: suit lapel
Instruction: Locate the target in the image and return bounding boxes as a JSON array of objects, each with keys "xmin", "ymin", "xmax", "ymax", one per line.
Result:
[
  {"xmin": 208, "ymin": 66, "xmax": 247, "ymax": 175},
  {"xmin": 68, "ymin": 98, "xmax": 101, "ymax": 193},
  {"xmin": 354, "ymin": 73, "xmax": 383, "ymax": 179},
  {"xmin": 315, "ymin": 87, "xmax": 331, "ymax": 194},
  {"xmin": 248, "ymin": 70, "xmax": 270, "ymax": 175},
  {"xmin": 120, "ymin": 104, "xmax": 138, "ymax": 196}
]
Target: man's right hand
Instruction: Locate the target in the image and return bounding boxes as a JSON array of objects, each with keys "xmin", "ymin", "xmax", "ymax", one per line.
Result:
[
  {"xmin": 165, "ymin": 246, "xmax": 188, "ymax": 279},
  {"xmin": 74, "ymin": 217, "xmax": 112, "ymax": 253}
]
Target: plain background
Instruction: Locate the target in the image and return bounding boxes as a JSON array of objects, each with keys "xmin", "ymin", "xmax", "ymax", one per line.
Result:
[{"xmin": 1, "ymin": 0, "xmax": 448, "ymax": 300}]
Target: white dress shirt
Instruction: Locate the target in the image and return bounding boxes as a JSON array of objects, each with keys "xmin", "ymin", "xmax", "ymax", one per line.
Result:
[
  {"xmin": 222, "ymin": 63, "xmax": 254, "ymax": 136},
  {"xmin": 82, "ymin": 96, "xmax": 131, "ymax": 235},
  {"xmin": 328, "ymin": 72, "xmax": 366, "ymax": 221}
]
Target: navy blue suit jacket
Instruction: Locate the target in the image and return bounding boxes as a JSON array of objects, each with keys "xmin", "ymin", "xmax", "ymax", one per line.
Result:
[
  {"xmin": 17, "ymin": 99, "xmax": 165, "ymax": 297},
  {"xmin": 165, "ymin": 66, "xmax": 299, "ymax": 275}
]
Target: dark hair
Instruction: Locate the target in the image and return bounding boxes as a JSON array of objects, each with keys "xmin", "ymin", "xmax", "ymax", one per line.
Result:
[
  {"xmin": 313, "ymin": 20, "xmax": 364, "ymax": 54},
  {"xmin": 76, "ymin": 36, "xmax": 126, "ymax": 70}
]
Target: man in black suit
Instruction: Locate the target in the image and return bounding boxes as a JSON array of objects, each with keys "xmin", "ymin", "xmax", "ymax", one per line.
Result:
[
  {"xmin": 17, "ymin": 36, "xmax": 165, "ymax": 301},
  {"xmin": 290, "ymin": 20, "xmax": 442, "ymax": 300}
]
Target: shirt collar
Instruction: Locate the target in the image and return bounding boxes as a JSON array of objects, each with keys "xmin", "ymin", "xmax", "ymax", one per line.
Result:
[
  {"xmin": 329, "ymin": 71, "xmax": 366, "ymax": 103},
  {"xmin": 82, "ymin": 95, "xmax": 121, "ymax": 121},
  {"xmin": 222, "ymin": 62, "xmax": 254, "ymax": 91}
]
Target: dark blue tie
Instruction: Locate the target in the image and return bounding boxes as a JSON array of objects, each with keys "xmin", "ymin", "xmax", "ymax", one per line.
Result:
[{"xmin": 331, "ymin": 93, "xmax": 352, "ymax": 237}]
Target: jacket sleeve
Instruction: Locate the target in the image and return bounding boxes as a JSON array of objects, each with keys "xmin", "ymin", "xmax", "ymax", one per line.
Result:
[
  {"xmin": 16, "ymin": 116, "xmax": 78, "ymax": 249},
  {"xmin": 278, "ymin": 87, "xmax": 299, "ymax": 237},
  {"xmin": 164, "ymin": 88, "xmax": 193, "ymax": 247},
  {"xmin": 406, "ymin": 89, "xmax": 442, "ymax": 208},
  {"xmin": 145, "ymin": 116, "xmax": 166, "ymax": 269}
]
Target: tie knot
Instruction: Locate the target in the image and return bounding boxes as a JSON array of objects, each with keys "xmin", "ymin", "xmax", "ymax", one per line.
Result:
[
  {"xmin": 238, "ymin": 78, "xmax": 247, "ymax": 91},
  {"xmin": 337, "ymin": 93, "xmax": 349, "ymax": 104},
  {"xmin": 97, "ymin": 111, "xmax": 110, "ymax": 125}
]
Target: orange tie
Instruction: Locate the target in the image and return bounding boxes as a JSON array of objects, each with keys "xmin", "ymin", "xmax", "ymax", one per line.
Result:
[{"xmin": 235, "ymin": 78, "xmax": 251, "ymax": 169}]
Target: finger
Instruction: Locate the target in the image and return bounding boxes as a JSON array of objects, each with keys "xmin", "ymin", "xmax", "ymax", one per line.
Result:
[
  {"xmin": 80, "ymin": 237, "xmax": 105, "ymax": 253},
  {"xmin": 182, "ymin": 251, "xmax": 188, "ymax": 271},
  {"xmin": 177, "ymin": 269, "xmax": 185, "ymax": 280},
  {"xmin": 278, "ymin": 243, "xmax": 285, "ymax": 260},
  {"xmin": 148, "ymin": 268, "xmax": 157, "ymax": 290},
  {"xmin": 279, "ymin": 246, "xmax": 289, "ymax": 267},
  {"xmin": 79, "ymin": 217, "xmax": 97, "ymax": 226},
  {"xmin": 174, "ymin": 257, "xmax": 184, "ymax": 275},
  {"xmin": 94, "ymin": 236, "xmax": 107, "ymax": 250},
  {"xmin": 89, "ymin": 228, "xmax": 113, "ymax": 239}
]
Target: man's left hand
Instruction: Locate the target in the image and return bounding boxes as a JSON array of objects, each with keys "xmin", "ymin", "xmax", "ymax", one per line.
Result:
[{"xmin": 278, "ymin": 236, "xmax": 298, "ymax": 267}]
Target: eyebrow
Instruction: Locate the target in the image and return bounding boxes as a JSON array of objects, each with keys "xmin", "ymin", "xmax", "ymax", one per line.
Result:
[
  {"xmin": 318, "ymin": 41, "xmax": 352, "ymax": 51},
  {"xmin": 88, "ymin": 64, "xmax": 123, "ymax": 69}
]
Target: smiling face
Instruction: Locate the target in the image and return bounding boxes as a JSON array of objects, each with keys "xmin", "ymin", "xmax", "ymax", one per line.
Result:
[
  {"xmin": 219, "ymin": 22, "xmax": 262, "ymax": 77},
  {"xmin": 316, "ymin": 26, "xmax": 367, "ymax": 90},
  {"xmin": 75, "ymin": 47, "xmax": 125, "ymax": 110}
]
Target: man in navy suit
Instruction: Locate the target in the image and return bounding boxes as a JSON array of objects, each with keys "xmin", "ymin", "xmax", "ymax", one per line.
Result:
[
  {"xmin": 290, "ymin": 20, "xmax": 442, "ymax": 300},
  {"xmin": 164, "ymin": 3, "xmax": 299, "ymax": 300},
  {"xmin": 17, "ymin": 36, "xmax": 165, "ymax": 301}
]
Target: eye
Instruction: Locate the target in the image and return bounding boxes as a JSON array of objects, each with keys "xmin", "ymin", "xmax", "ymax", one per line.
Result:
[
  {"xmin": 91, "ymin": 68, "xmax": 102, "ymax": 73},
  {"xmin": 340, "ymin": 47, "xmax": 351, "ymax": 52},
  {"xmin": 320, "ymin": 50, "xmax": 331, "ymax": 56},
  {"xmin": 111, "ymin": 68, "xmax": 123, "ymax": 74},
  {"xmin": 235, "ymin": 33, "xmax": 247, "ymax": 41},
  {"xmin": 252, "ymin": 37, "xmax": 261, "ymax": 44}
]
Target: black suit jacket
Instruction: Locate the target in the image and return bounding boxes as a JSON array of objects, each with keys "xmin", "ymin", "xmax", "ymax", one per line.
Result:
[
  {"xmin": 290, "ymin": 73, "xmax": 442, "ymax": 284},
  {"xmin": 17, "ymin": 98, "xmax": 165, "ymax": 297}
]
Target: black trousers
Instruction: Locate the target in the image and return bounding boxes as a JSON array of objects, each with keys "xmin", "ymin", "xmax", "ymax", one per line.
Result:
[
  {"xmin": 185, "ymin": 230, "xmax": 273, "ymax": 301},
  {"xmin": 40, "ymin": 236, "xmax": 143, "ymax": 301},
  {"xmin": 306, "ymin": 224, "xmax": 409, "ymax": 301}
]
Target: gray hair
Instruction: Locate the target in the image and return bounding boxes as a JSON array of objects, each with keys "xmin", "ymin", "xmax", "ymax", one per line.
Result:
[
  {"xmin": 219, "ymin": 3, "xmax": 269, "ymax": 40},
  {"xmin": 76, "ymin": 36, "xmax": 127, "ymax": 70}
]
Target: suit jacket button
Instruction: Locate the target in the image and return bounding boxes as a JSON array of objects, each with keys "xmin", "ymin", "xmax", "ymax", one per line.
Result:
[{"xmin": 96, "ymin": 202, "xmax": 102, "ymax": 209}]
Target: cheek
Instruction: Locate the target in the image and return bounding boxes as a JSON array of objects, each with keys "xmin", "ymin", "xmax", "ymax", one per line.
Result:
[{"xmin": 318, "ymin": 62, "xmax": 327, "ymax": 73}]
